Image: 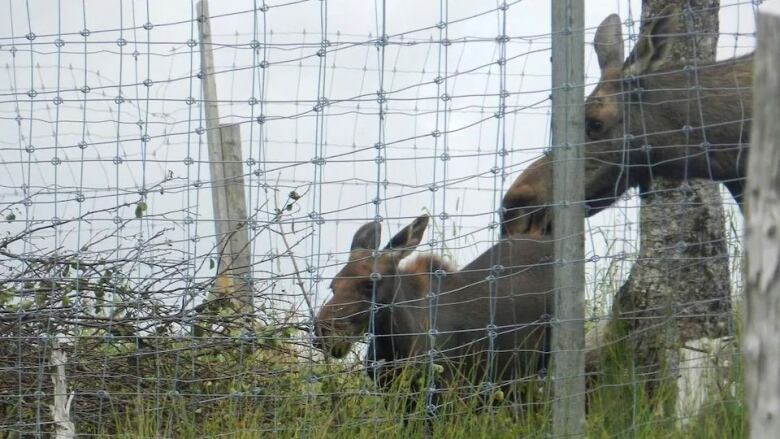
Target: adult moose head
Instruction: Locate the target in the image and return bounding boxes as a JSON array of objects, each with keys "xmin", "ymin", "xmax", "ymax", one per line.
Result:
[
  {"xmin": 501, "ymin": 6, "xmax": 753, "ymax": 237},
  {"xmin": 313, "ymin": 215, "xmax": 553, "ymax": 397}
]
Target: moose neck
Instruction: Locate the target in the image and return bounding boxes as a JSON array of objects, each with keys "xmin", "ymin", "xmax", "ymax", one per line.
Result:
[
  {"xmin": 373, "ymin": 263, "xmax": 445, "ymax": 359},
  {"xmin": 625, "ymin": 54, "xmax": 752, "ymax": 200}
]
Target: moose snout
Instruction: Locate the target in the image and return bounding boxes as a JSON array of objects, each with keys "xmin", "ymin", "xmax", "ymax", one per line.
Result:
[{"xmin": 311, "ymin": 317, "xmax": 354, "ymax": 359}]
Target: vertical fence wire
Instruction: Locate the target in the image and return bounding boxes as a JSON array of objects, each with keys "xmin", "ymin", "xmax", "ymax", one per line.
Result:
[{"xmin": 0, "ymin": 0, "xmax": 758, "ymax": 437}]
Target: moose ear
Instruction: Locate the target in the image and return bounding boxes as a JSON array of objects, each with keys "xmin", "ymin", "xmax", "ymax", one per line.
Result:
[
  {"xmin": 625, "ymin": 5, "xmax": 682, "ymax": 75},
  {"xmin": 351, "ymin": 221, "xmax": 381, "ymax": 251},
  {"xmin": 385, "ymin": 214, "xmax": 429, "ymax": 261},
  {"xmin": 594, "ymin": 14, "xmax": 625, "ymax": 71}
]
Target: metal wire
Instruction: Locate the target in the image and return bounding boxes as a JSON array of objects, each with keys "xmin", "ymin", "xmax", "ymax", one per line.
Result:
[{"xmin": 0, "ymin": 0, "xmax": 754, "ymax": 436}]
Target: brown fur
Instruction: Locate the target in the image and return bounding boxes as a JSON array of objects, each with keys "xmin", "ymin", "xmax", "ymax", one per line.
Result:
[
  {"xmin": 400, "ymin": 254, "xmax": 456, "ymax": 298},
  {"xmin": 501, "ymin": 12, "xmax": 752, "ymax": 237},
  {"xmin": 314, "ymin": 215, "xmax": 553, "ymax": 403}
]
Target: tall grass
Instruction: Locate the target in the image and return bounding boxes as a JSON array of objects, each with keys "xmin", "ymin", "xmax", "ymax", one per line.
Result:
[
  {"xmin": 78, "ymin": 337, "xmax": 743, "ymax": 439},
  {"xmin": 3, "ymin": 208, "xmax": 744, "ymax": 438}
]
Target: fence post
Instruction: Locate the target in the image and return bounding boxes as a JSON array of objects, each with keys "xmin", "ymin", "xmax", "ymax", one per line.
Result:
[
  {"xmin": 197, "ymin": 0, "xmax": 253, "ymax": 315},
  {"xmin": 50, "ymin": 340, "xmax": 75, "ymax": 439},
  {"xmin": 745, "ymin": 1, "xmax": 780, "ymax": 438},
  {"xmin": 551, "ymin": 0, "xmax": 586, "ymax": 436}
]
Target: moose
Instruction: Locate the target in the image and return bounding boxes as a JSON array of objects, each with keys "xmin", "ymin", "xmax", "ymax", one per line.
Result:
[
  {"xmin": 313, "ymin": 214, "xmax": 553, "ymax": 405},
  {"xmin": 501, "ymin": 7, "xmax": 753, "ymax": 236}
]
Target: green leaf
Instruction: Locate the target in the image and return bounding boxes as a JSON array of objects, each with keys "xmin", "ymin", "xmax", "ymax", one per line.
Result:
[
  {"xmin": 0, "ymin": 289, "xmax": 14, "ymax": 306},
  {"xmin": 134, "ymin": 201, "xmax": 148, "ymax": 218}
]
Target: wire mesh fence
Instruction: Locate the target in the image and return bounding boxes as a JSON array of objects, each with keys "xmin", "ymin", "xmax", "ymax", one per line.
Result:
[{"xmin": 0, "ymin": 0, "xmax": 759, "ymax": 437}]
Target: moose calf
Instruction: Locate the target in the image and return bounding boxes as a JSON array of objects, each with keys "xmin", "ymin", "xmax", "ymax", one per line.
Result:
[{"xmin": 314, "ymin": 215, "xmax": 553, "ymax": 406}]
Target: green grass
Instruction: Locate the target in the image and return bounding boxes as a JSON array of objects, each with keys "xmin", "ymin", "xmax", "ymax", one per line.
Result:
[
  {"xmin": 1, "ymin": 329, "xmax": 743, "ymax": 437},
  {"xmin": 584, "ymin": 333, "xmax": 744, "ymax": 439},
  {"xmin": 1, "ymin": 313, "xmax": 744, "ymax": 438},
  {"xmin": 90, "ymin": 380, "xmax": 742, "ymax": 438},
  {"xmin": 70, "ymin": 340, "xmax": 744, "ymax": 439}
]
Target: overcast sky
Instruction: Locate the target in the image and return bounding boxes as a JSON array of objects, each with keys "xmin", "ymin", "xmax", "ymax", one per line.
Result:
[{"xmin": 0, "ymin": 0, "xmax": 754, "ymax": 320}]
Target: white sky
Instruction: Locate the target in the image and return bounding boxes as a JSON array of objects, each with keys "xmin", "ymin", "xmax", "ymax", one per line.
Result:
[{"xmin": 0, "ymin": 0, "xmax": 754, "ymax": 321}]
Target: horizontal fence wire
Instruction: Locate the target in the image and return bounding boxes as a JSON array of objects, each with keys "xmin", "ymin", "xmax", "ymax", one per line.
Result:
[{"xmin": 0, "ymin": 0, "xmax": 756, "ymax": 437}]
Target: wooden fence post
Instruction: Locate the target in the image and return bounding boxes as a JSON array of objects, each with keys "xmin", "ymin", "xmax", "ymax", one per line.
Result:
[
  {"xmin": 50, "ymin": 340, "xmax": 75, "ymax": 439},
  {"xmin": 197, "ymin": 0, "xmax": 252, "ymax": 315},
  {"xmin": 551, "ymin": 0, "xmax": 586, "ymax": 436},
  {"xmin": 745, "ymin": 1, "xmax": 780, "ymax": 438}
]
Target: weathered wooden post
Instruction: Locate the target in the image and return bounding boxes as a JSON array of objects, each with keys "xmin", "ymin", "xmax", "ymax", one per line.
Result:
[
  {"xmin": 551, "ymin": 0, "xmax": 586, "ymax": 436},
  {"xmin": 745, "ymin": 1, "xmax": 780, "ymax": 437},
  {"xmin": 197, "ymin": 0, "xmax": 252, "ymax": 315},
  {"xmin": 50, "ymin": 339, "xmax": 75, "ymax": 439}
]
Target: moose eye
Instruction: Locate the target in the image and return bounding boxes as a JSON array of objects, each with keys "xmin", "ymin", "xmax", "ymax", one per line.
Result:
[{"xmin": 586, "ymin": 119, "xmax": 604, "ymax": 134}]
